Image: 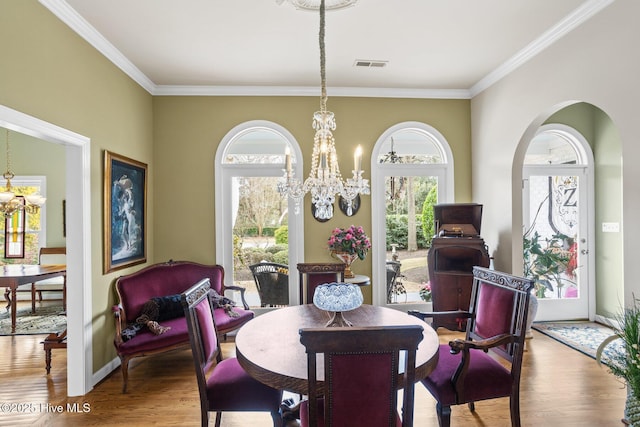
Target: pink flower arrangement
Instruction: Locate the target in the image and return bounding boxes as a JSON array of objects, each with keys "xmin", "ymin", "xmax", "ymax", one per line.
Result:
[
  {"xmin": 327, "ymin": 225, "xmax": 371, "ymax": 260},
  {"xmin": 419, "ymin": 282, "xmax": 432, "ymax": 302}
]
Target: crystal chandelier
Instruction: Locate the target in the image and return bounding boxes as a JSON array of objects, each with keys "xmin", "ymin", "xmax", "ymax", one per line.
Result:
[
  {"xmin": 278, "ymin": 0, "xmax": 369, "ymax": 220},
  {"xmin": 0, "ymin": 129, "xmax": 46, "ymax": 218}
]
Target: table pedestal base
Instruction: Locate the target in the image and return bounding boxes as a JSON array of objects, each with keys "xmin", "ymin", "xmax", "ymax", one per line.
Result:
[{"xmin": 325, "ymin": 311, "xmax": 353, "ymax": 327}]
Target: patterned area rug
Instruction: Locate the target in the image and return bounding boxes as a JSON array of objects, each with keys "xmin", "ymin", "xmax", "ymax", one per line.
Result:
[
  {"xmin": 0, "ymin": 304, "xmax": 66, "ymax": 335},
  {"xmin": 532, "ymin": 321, "xmax": 624, "ymax": 365}
]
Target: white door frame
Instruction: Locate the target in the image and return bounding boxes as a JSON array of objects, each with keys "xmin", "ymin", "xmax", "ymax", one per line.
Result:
[
  {"xmin": 523, "ymin": 124, "xmax": 595, "ymax": 321},
  {"xmin": 215, "ymin": 121, "xmax": 304, "ymax": 310},
  {"xmin": 371, "ymin": 122, "xmax": 454, "ymax": 309},
  {"xmin": 0, "ymin": 104, "xmax": 93, "ymax": 396}
]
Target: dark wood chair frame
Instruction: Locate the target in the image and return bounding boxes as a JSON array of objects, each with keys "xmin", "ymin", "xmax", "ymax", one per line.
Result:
[
  {"xmin": 181, "ymin": 278, "xmax": 282, "ymax": 427},
  {"xmin": 296, "ymin": 262, "xmax": 345, "ymax": 305},
  {"xmin": 299, "ymin": 325, "xmax": 424, "ymax": 427},
  {"xmin": 409, "ymin": 266, "xmax": 534, "ymax": 427}
]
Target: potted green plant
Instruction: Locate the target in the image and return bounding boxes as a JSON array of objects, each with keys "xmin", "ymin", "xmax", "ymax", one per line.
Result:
[
  {"xmin": 596, "ymin": 298, "xmax": 640, "ymax": 426},
  {"xmin": 522, "ymin": 230, "xmax": 575, "ymax": 298}
]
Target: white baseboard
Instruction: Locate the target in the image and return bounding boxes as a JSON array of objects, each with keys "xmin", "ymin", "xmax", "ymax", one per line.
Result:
[
  {"xmin": 92, "ymin": 356, "xmax": 121, "ymax": 388},
  {"xmin": 595, "ymin": 313, "xmax": 619, "ymax": 329}
]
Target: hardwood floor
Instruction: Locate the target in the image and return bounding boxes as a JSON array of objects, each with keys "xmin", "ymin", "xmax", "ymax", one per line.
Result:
[{"xmin": 0, "ymin": 306, "xmax": 627, "ymax": 426}]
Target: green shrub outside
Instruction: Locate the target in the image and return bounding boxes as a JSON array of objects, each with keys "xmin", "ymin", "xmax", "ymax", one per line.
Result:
[
  {"xmin": 420, "ymin": 186, "xmax": 438, "ymax": 247},
  {"xmin": 273, "ymin": 251, "xmax": 288, "ymax": 265},
  {"xmin": 243, "ymin": 247, "xmax": 274, "ymax": 265},
  {"xmin": 385, "ymin": 215, "xmax": 428, "ymax": 250},
  {"xmin": 266, "ymin": 244, "xmax": 288, "ymax": 254},
  {"xmin": 274, "ymin": 225, "xmax": 288, "ymax": 244},
  {"xmin": 242, "ymin": 227, "xmax": 278, "ymax": 237}
]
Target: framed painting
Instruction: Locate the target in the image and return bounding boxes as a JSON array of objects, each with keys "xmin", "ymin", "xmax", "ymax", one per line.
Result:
[{"xmin": 103, "ymin": 151, "xmax": 147, "ymax": 274}]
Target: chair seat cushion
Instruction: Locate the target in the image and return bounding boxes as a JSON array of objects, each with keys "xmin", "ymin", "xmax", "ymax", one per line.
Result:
[
  {"xmin": 206, "ymin": 357, "xmax": 282, "ymax": 411},
  {"xmin": 421, "ymin": 344, "xmax": 512, "ymax": 405},
  {"xmin": 116, "ymin": 317, "xmax": 189, "ymax": 355},
  {"xmin": 299, "ymin": 398, "xmax": 402, "ymax": 427},
  {"xmin": 214, "ymin": 307, "xmax": 254, "ymax": 335}
]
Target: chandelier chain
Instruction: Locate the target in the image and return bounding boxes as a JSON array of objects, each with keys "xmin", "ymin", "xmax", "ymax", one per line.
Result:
[
  {"xmin": 319, "ymin": 0, "xmax": 327, "ymax": 112},
  {"xmin": 3, "ymin": 129, "xmax": 14, "ymax": 185}
]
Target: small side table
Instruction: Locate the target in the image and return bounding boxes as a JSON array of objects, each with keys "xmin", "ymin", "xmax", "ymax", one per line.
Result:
[
  {"xmin": 345, "ymin": 274, "xmax": 370, "ymax": 286},
  {"xmin": 42, "ymin": 329, "xmax": 67, "ymax": 374}
]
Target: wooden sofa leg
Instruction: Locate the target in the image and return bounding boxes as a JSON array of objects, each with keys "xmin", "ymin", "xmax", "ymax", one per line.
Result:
[
  {"xmin": 44, "ymin": 346, "xmax": 52, "ymax": 374},
  {"xmin": 121, "ymin": 357, "xmax": 131, "ymax": 394}
]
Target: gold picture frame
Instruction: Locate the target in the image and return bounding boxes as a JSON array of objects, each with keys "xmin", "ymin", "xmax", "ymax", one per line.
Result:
[{"xmin": 103, "ymin": 151, "xmax": 147, "ymax": 274}]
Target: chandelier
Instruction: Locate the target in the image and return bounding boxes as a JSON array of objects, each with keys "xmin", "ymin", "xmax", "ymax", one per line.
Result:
[
  {"xmin": 0, "ymin": 129, "xmax": 46, "ymax": 218},
  {"xmin": 278, "ymin": 0, "xmax": 369, "ymax": 220}
]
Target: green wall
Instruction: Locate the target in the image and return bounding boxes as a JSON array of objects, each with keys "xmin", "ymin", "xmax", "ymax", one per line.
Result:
[
  {"xmin": 1, "ymin": 0, "xmax": 154, "ymax": 372},
  {"xmin": 152, "ymin": 96, "xmax": 471, "ymax": 300}
]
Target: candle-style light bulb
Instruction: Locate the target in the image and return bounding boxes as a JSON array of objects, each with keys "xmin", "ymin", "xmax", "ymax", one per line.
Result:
[
  {"xmin": 320, "ymin": 141, "xmax": 328, "ymax": 170},
  {"xmin": 354, "ymin": 145, "xmax": 362, "ymax": 172},
  {"xmin": 285, "ymin": 146, "xmax": 292, "ymax": 173}
]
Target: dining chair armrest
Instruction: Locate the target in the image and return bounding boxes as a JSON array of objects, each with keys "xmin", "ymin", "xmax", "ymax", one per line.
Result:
[
  {"xmin": 448, "ymin": 333, "xmax": 515, "ymax": 403},
  {"xmin": 224, "ymin": 285, "xmax": 250, "ymax": 310},
  {"xmin": 112, "ymin": 304, "xmax": 125, "ymax": 347},
  {"xmin": 449, "ymin": 333, "xmax": 515, "ymax": 354}
]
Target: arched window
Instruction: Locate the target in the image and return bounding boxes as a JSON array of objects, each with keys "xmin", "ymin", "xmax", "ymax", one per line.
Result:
[
  {"xmin": 371, "ymin": 122, "xmax": 454, "ymax": 309},
  {"xmin": 215, "ymin": 121, "xmax": 303, "ymax": 311}
]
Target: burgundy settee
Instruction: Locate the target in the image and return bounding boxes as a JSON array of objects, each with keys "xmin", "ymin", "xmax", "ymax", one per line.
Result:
[{"xmin": 112, "ymin": 260, "xmax": 254, "ymax": 393}]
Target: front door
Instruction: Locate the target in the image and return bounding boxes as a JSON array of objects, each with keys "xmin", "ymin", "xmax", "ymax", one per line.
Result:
[{"xmin": 523, "ymin": 166, "xmax": 590, "ymax": 320}]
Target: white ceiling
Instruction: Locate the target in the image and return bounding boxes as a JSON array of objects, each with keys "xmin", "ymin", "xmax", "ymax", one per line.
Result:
[{"xmin": 43, "ymin": 0, "xmax": 611, "ymax": 98}]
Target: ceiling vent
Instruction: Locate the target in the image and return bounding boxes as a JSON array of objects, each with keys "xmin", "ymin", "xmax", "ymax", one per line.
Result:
[{"xmin": 354, "ymin": 60, "xmax": 388, "ymax": 68}]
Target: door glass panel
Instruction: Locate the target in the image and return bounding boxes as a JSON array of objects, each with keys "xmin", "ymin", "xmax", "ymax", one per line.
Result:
[
  {"xmin": 524, "ymin": 175, "xmax": 579, "ymax": 299},
  {"xmin": 232, "ymin": 176, "xmax": 289, "ymax": 308},
  {"xmin": 385, "ymin": 175, "xmax": 438, "ymax": 304}
]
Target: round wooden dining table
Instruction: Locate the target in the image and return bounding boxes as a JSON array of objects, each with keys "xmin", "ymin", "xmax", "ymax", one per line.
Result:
[{"xmin": 235, "ymin": 304, "xmax": 439, "ymax": 395}]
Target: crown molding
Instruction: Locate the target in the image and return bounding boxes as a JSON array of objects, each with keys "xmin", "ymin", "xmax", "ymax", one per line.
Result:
[
  {"xmin": 470, "ymin": 0, "xmax": 615, "ymax": 97},
  {"xmin": 152, "ymin": 85, "xmax": 471, "ymax": 99},
  {"xmin": 41, "ymin": 0, "xmax": 613, "ymax": 100},
  {"xmin": 39, "ymin": 0, "xmax": 156, "ymax": 93}
]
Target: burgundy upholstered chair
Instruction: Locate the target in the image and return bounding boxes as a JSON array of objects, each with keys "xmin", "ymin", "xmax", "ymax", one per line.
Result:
[
  {"xmin": 296, "ymin": 263, "xmax": 345, "ymax": 304},
  {"xmin": 180, "ymin": 278, "xmax": 282, "ymax": 427},
  {"xmin": 299, "ymin": 325, "xmax": 424, "ymax": 427},
  {"xmin": 409, "ymin": 267, "xmax": 534, "ymax": 427}
]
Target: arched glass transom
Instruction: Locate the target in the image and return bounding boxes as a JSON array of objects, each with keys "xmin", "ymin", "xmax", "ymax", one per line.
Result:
[
  {"xmin": 222, "ymin": 128, "xmax": 292, "ymax": 164},
  {"xmin": 524, "ymin": 128, "xmax": 588, "ymax": 165}
]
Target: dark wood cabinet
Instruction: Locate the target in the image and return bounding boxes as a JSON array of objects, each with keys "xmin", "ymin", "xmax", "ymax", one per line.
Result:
[{"xmin": 427, "ymin": 204, "xmax": 490, "ymax": 331}]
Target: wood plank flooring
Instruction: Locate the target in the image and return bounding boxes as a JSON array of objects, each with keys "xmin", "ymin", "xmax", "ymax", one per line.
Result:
[{"xmin": 0, "ymin": 303, "xmax": 627, "ymax": 426}]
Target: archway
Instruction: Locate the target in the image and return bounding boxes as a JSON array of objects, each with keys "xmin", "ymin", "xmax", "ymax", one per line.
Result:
[{"xmin": 512, "ymin": 102, "xmax": 623, "ymax": 322}]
